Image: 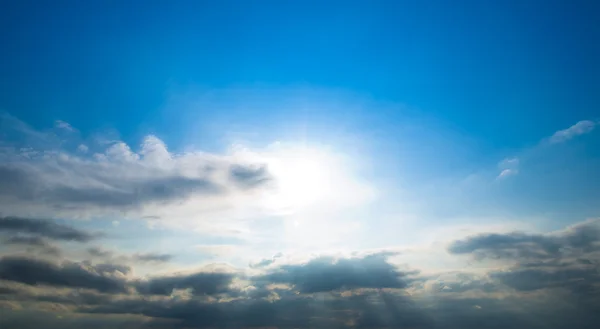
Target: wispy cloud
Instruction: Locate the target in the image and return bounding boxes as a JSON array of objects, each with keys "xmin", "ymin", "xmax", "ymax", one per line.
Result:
[
  {"xmin": 497, "ymin": 157, "xmax": 519, "ymax": 179},
  {"xmin": 0, "ymin": 217, "xmax": 99, "ymax": 242},
  {"xmin": 549, "ymin": 120, "xmax": 597, "ymax": 144},
  {"xmin": 54, "ymin": 120, "xmax": 76, "ymax": 132}
]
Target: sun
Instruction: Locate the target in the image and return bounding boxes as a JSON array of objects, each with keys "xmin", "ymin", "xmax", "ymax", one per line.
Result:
[{"xmin": 260, "ymin": 146, "xmax": 335, "ymax": 212}]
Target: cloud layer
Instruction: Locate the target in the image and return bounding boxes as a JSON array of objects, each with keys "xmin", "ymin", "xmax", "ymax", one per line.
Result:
[{"xmin": 2, "ymin": 217, "xmax": 600, "ymax": 328}]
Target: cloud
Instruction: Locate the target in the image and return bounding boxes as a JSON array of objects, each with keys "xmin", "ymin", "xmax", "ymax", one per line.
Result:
[
  {"xmin": 497, "ymin": 157, "xmax": 519, "ymax": 179},
  {"xmin": 491, "ymin": 266, "xmax": 600, "ymax": 293},
  {"xmin": 54, "ymin": 120, "xmax": 76, "ymax": 132},
  {"xmin": 1, "ymin": 228, "xmax": 600, "ymax": 329},
  {"xmin": 249, "ymin": 252, "xmax": 283, "ymax": 268},
  {"xmin": 2, "ymin": 236, "xmax": 62, "ymax": 256},
  {"xmin": 0, "ymin": 127, "xmax": 274, "ymax": 229},
  {"xmin": 3, "ymin": 236, "xmax": 51, "ymax": 247},
  {"xmin": 549, "ymin": 120, "xmax": 597, "ymax": 144},
  {"xmin": 77, "ymin": 144, "xmax": 89, "ymax": 153},
  {"xmin": 87, "ymin": 247, "xmax": 113, "ymax": 258},
  {"xmin": 497, "ymin": 168, "xmax": 518, "ymax": 178},
  {"xmin": 229, "ymin": 164, "xmax": 272, "ymax": 189},
  {"xmin": 86, "ymin": 248, "xmax": 174, "ymax": 266},
  {"xmin": 256, "ymin": 252, "xmax": 412, "ymax": 293},
  {"xmin": 135, "ymin": 271, "xmax": 236, "ymax": 296},
  {"xmin": 0, "ymin": 256, "xmax": 129, "ymax": 293},
  {"xmin": 446, "ymin": 218, "xmax": 600, "ymax": 303},
  {"xmin": 132, "ymin": 253, "xmax": 173, "ymax": 263},
  {"xmin": 0, "ymin": 217, "xmax": 99, "ymax": 242},
  {"xmin": 447, "ymin": 219, "xmax": 600, "ymax": 261}
]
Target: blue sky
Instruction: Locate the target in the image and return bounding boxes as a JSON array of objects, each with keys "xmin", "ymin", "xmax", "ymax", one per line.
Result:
[{"xmin": 1, "ymin": 1, "xmax": 600, "ymax": 329}]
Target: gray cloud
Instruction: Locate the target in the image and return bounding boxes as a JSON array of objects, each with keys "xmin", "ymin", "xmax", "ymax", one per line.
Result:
[
  {"xmin": 1, "ymin": 220, "xmax": 600, "ymax": 328},
  {"xmin": 0, "ymin": 257, "xmax": 128, "ymax": 293},
  {"xmin": 87, "ymin": 247, "xmax": 113, "ymax": 258},
  {"xmin": 4, "ymin": 236, "xmax": 50, "ymax": 247},
  {"xmin": 0, "ymin": 163, "xmax": 221, "ymax": 209},
  {"xmin": 0, "ymin": 217, "xmax": 98, "ymax": 242},
  {"xmin": 491, "ymin": 266, "xmax": 600, "ymax": 293},
  {"xmin": 447, "ymin": 220, "xmax": 600, "ymax": 261},
  {"xmin": 229, "ymin": 164, "xmax": 272, "ymax": 189},
  {"xmin": 446, "ymin": 219, "xmax": 600, "ymax": 304},
  {"xmin": 0, "ymin": 131, "xmax": 274, "ymax": 219},
  {"xmin": 249, "ymin": 252, "xmax": 283, "ymax": 268},
  {"xmin": 257, "ymin": 252, "xmax": 412, "ymax": 293},
  {"xmin": 135, "ymin": 271, "xmax": 236, "ymax": 296},
  {"xmin": 132, "ymin": 253, "xmax": 173, "ymax": 263},
  {"xmin": 2, "ymin": 236, "xmax": 62, "ymax": 256}
]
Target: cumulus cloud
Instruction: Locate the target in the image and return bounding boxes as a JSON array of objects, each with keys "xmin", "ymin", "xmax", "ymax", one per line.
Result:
[
  {"xmin": 0, "ymin": 122, "xmax": 274, "ymax": 232},
  {"xmin": 257, "ymin": 252, "xmax": 412, "ymax": 293},
  {"xmin": 1, "ymin": 226, "xmax": 600, "ymax": 329},
  {"xmin": 549, "ymin": 120, "xmax": 597, "ymax": 144},
  {"xmin": 0, "ymin": 136, "xmax": 271, "ymax": 223}
]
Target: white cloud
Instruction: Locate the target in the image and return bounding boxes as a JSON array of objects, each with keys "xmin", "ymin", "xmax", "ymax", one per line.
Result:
[
  {"xmin": 77, "ymin": 144, "xmax": 89, "ymax": 153},
  {"xmin": 497, "ymin": 168, "xmax": 518, "ymax": 179},
  {"xmin": 497, "ymin": 157, "xmax": 519, "ymax": 179},
  {"xmin": 54, "ymin": 120, "xmax": 76, "ymax": 132},
  {"xmin": 549, "ymin": 120, "xmax": 596, "ymax": 144},
  {"xmin": 0, "ymin": 117, "xmax": 376, "ymax": 244}
]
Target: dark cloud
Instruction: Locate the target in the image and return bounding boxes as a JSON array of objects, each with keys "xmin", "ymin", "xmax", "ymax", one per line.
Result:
[
  {"xmin": 4, "ymin": 236, "xmax": 50, "ymax": 247},
  {"xmin": 0, "ymin": 217, "xmax": 97, "ymax": 242},
  {"xmin": 2, "ymin": 221, "xmax": 600, "ymax": 329},
  {"xmin": 229, "ymin": 164, "xmax": 272, "ymax": 189},
  {"xmin": 257, "ymin": 252, "xmax": 412, "ymax": 293},
  {"xmin": 86, "ymin": 248, "xmax": 173, "ymax": 265},
  {"xmin": 0, "ymin": 308, "xmax": 170, "ymax": 329},
  {"xmin": 135, "ymin": 271, "xmax": 235, "ymax": 296},
  {"xmin": 132, "ymin": 253, "xmax": 173, "ymax": 263},
  {"xmin": 491, "ymin": 266, "xmax": 600, "ymax": 293},
  {"xmin": 250, "ymin": 252, "xmax": 283, "ymax": 268},
  {"xmin": 47, "ymin": 175, "xmax": 221, "ymax": 208},
  {"xmin": 446, "ymin": 219, "xmax": 600, "ymax": 303},
  {"xmin": 447, "ymin": 220, "xmax": 600, "ymax": 261},
  {"xmin": 0, "ymin": 257, "xmax": 128, "ymax": 293},
  {"xmin": 2, "ymin": 236, "xmax": 62, "ymax": 256}
]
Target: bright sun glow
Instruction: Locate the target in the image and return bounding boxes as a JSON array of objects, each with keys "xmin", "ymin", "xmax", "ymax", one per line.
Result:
[{"xmin": 263, "ymin": 147, "xmax": 335, "ymax": 211}]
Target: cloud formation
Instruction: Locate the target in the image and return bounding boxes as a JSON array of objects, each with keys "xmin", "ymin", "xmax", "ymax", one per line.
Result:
[
  {"xmin": 0, "ymin": 256, "xmax": 129, "ymax": 293},
  {"xmin": 1, "ymin": 219, "xmax": 600, "ymax": 329},
  {"xmin": 549, "ymin": 120, "xmax": 597, "ymax": 144},
  {"xmin": 0, "ymin": 117, "xmax": 278, "ymax": 235},
  {"xmin": 0, "ymin": 217, "xmax": 98, "ymax": 242},
  {"xmin": 448, "ymin": 219, "xmax": 600, "ymax": 261},
  {"xmin": 257, "ymin": 252, "xmax": 411, "ymax": 293}
]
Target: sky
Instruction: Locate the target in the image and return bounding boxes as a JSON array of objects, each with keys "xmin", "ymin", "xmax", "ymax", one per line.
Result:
[{"xmin": 1, "ymin": 1, "xmax": 600, "ymax": 328}]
